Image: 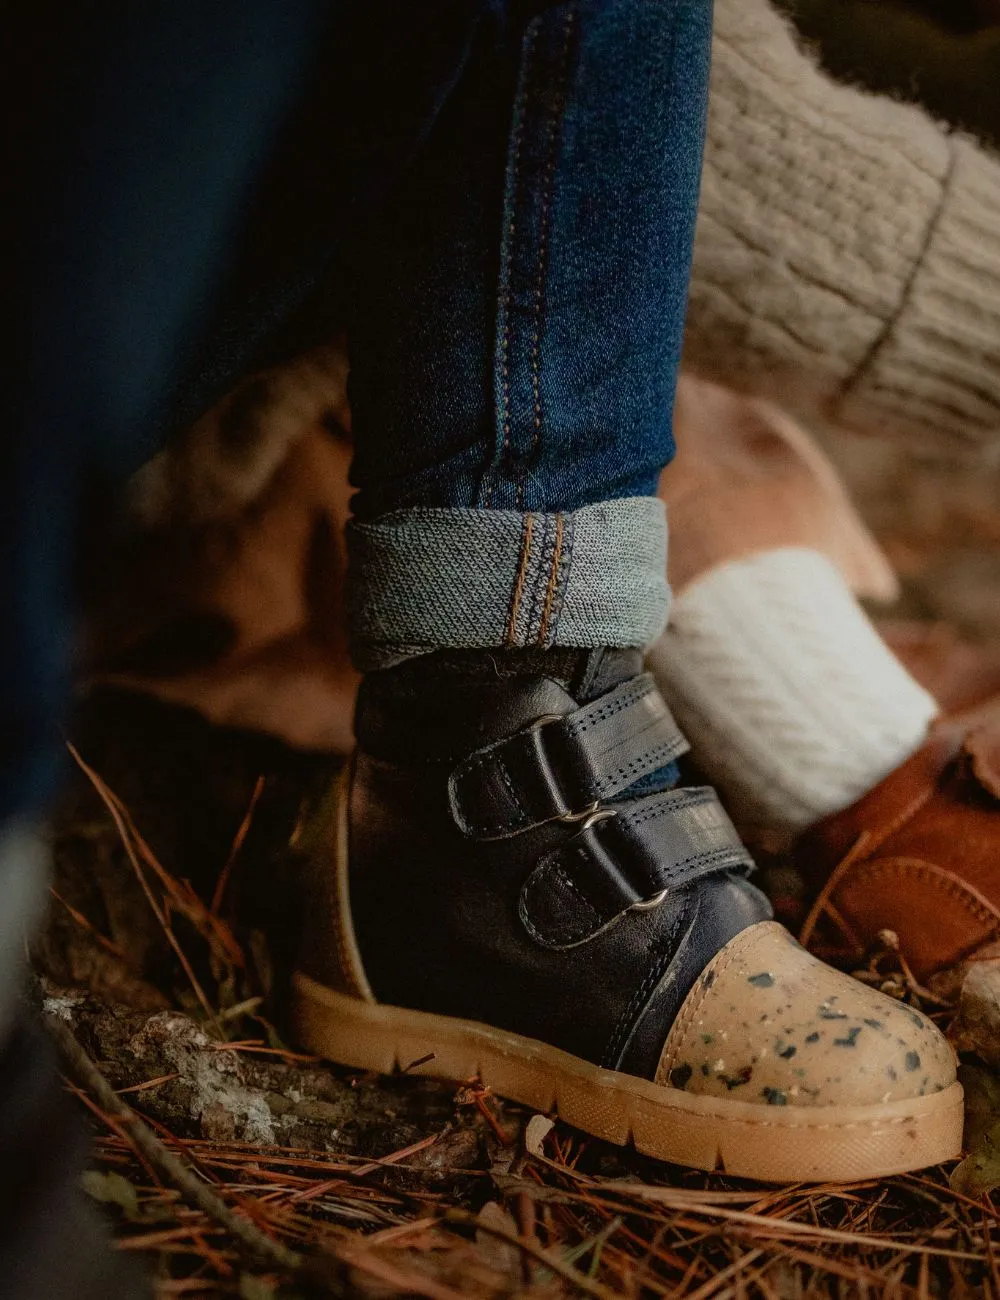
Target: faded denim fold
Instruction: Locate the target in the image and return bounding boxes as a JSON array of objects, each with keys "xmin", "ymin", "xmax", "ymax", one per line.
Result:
[{"xmin": 347, "ymin": 496, "xmax": 669, "ymax": 670}]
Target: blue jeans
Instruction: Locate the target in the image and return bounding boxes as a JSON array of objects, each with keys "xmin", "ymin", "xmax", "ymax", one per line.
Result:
[{"xmin": 346, "ymin": 0, "xmax": 713, "ymax": 665}]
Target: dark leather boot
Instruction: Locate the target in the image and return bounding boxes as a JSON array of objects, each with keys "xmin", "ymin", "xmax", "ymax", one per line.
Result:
[{"xmin": 294, "ymin": 650, "xmax": 961, "ymax": 1182}]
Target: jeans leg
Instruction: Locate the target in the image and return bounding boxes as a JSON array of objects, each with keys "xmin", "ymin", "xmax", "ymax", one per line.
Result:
[{"xmin": 345, "ymin": 0, "xmax": 714, "ymax": 666}]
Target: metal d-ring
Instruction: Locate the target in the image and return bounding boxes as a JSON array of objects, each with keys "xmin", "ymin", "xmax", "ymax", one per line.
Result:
[
  {"xmin": 578, "ymin": 806, "xmax": 617, "ymax": 832},
  {"xmin": 559, "ymin": 799, "xmax": 601, "ymax": 824},
  {"xmin": 527, "ymin": 713, "xmax": 605, "ymax": 827},
  {"xmin": 572, "ymin": 804, "xmax": 665, "ymax": 913}
]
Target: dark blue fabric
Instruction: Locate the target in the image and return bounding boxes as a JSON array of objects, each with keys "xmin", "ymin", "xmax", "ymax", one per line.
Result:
[
  {"xmin": 2, "ymin": 0, "xmax": 325, "ymax": 824},
  {"xmin": 2, "ymin": 0, "xmax": 712, "ymax": 822},
  {"xmin": 347, "ymin": 0, "xmax": 714, "ymax": 517}
]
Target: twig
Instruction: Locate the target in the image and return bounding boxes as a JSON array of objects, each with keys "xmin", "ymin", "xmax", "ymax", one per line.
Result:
[
  {"xmin": 44, "ymin": 1009, "xmax": 302, "ymax": 1274},
  {"xmin": 48, "ymin": 886, "xmax": 125, "ymax": 957},
  {"xmin": 211, "ymin": 775, "xmax": 265, "ymax": 915},
  {"xmin": 66, "ymin": 744, "xmax": 218, "ymax": 1023}
]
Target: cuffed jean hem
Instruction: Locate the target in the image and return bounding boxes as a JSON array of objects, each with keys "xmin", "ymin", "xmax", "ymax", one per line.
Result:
[{"xmin": 346, "ymin": 496, "xmax": 669, "ymax": 670}]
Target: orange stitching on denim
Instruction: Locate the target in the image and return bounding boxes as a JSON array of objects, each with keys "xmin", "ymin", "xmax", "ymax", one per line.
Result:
[
  {"xmin": 525, "ymin": 6, "xmax": 577, "ymax": 508},
  {"xmin": 506, "ymin": 513, "xmax": 535, "ymax": 645},
  {"xmin": 536, "ymin": 513, "xmax": 565, "ymax": 645}
]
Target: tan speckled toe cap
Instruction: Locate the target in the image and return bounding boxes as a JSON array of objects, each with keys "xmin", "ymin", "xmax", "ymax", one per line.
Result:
[{"xmin": 657, "ymin": 922, "xmax": 956, "ymax": 1109}]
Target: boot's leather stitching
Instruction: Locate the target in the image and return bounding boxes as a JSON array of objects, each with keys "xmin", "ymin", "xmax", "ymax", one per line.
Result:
[
  {"xmin": 657, "ymin": 922, "xmax": 778, "ymax": 1082},
  {"xmin": 493, "ymin": 755, "xmax": 532, "ymax": 829},
  {"xmin": 604, "ymin": 921, "xmax": 686, "ymax": 1069},
  {"xmin": 597, "ymin": 744, "xmax": 686, "ymax": 791},
  {"xmin": 519, "ymin": 859, "xmax": 604, "ymax": 948},
  {"xmin": 506, "ymin": 513, "xmax": 535, "ymax": 645},
  {"xmin": 623, "ymin": 789, "xmax": 709, "ymax": 822},
  {"xmin": 450, "ymin": 676, "xmax": 690, "ymax": 837},
  {"xmin": 571, "ymin": 676, "xmax": 654, "ymax": 725},
  {"xmin": 450, "ymin": 751, "xmax": 533, "ymax": 837},
  {"xmin": 622, "ymin": 790, "xmax": 739, "ymax": 833}
]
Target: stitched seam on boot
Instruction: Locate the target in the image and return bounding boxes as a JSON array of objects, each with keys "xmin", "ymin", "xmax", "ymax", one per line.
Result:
[
  {"xmin": 520, "ymin": 858, "xmax": 603, "ymax": 947},
  {"xmin": 603, "ymin": 926, "xmax": 686, "ymax": 1070},
  {"xmin": 655, "ymin": 922, "xmax": 782, "ymax": 1084},
  {"xmin": 570, "ymin": 677, "xmax": 653, "ymax": 729},
  {"xmin": 595, "ymin": 741, "xmax": 688, "ymax": 794},
  {"xmin": 624, "ymin": 791, "xmax": 711, "ymax": 828},
  {"xmin": 451, "ymin": 750, "xmax": 530, "ymax": 836}
]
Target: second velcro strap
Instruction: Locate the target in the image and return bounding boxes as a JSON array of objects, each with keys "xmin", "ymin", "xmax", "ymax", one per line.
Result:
[
  {"xmin": 448, "ymin": 673, "xmax": 690, "ymax": 839},
  {"xmin": 520, "ymin": 786, "xmax": 756, "ymax": 949}
]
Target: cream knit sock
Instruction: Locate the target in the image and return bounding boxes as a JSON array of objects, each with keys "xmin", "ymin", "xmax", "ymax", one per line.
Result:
[{"xmin": 647, "ymin": 548, "xmax": 939, "ymax": 837}]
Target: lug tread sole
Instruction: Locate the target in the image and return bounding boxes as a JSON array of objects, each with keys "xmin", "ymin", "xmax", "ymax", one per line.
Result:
[{"xmin": 292, "ymin": 971, "xmax": 963, "ymax": 1183}]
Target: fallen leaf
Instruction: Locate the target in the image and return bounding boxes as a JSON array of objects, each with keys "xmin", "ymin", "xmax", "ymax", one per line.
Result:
[
  {"xmin": 474, "ymin": 1201, "xmax": 522, "ymax": 1281},
  {"xmin": 524, "ymin": 1114, "xmax": 554, "ymax": 1157}
]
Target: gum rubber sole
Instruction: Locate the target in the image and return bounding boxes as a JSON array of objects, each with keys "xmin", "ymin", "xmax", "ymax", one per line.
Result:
[{"xmin": 292, "ymin": 971, "xmax": 964, "ymax": 1183}]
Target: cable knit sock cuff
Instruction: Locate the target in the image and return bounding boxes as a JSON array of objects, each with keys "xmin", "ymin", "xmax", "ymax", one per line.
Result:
[{"xmin": 646, "ymin": 548, "xmax": 939, "ymax": 837}]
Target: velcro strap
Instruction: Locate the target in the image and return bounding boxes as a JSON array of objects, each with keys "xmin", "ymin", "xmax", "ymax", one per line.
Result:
[
  {"xmin": 448, "ymin": 673, "xmax": 690, "ymax": 839},
  {"xmin": 519, "ymin": 787, "xmax": 754, "ymax": 949}
]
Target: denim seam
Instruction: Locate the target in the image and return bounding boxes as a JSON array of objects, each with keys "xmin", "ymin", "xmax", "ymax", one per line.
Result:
[
  {"xmin": 545, "ymin": 511, "xmax": 574, "ymax": 647},
  {"xmin": 489, "ymin": 19, "xmax": 538, "ymax": 509},
  {"xmin": 525, "ymin": 512, "xmax": 556, "ymax": 645},
  {"xmin": 505, "ymin": 513, "xmax": 536, "ymax": 645},
  {"xmin": 536, "ymin": 511, "xmax": 565, "ymax": 645},
  {"xmin": 524, "ymin": 5, "xmax": 578, "ymax": 508}
]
